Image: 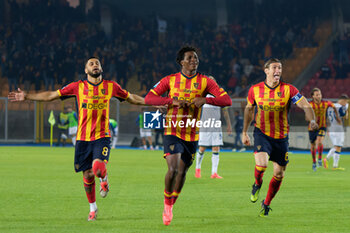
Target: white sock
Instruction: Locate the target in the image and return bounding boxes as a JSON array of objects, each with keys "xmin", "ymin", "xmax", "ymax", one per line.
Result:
[
  {"xmin": 72, "ymin": 136, "xmax": 76, "ymax": 146},
  {"xmin": 333, "ymin": 151, "xmax": 340, "ymax": 168},
  {"xmin": 89, "ymin": 202, "xmax": 97, "ymax": 212},
  {"xmin": 211, "ymin": 153, "xmax": 219, "ymax": 174},
  {"xmin": 112, "ymin": 136, "xmax": 118, "ymax": 148},
  {"xmin": 326, "ymin": 148, "xmax": 335, "ymax": 160},
  {"xmin": 196, "ymin": 151, "xmax": 204, "ymax": 169}
]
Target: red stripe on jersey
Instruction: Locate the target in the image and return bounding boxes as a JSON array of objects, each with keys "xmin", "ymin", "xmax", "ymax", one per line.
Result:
[
  {"xmin": 261, "ymin": 109, "xmax": 265, "ymax": 133},
  {"xmin": 83, "ymin": 82, "xmax": 89, "ymax": 95},
  {"xmin": 269, "ymin": 90, "xmax": 275, "ymax": 138},
  {"xmin": 90, "ymin": 109, "xmax": 97, "ymax": 141},
  {"xmin": 174, "ymin": 74, "xmax": 181, "ymax": 88},
  {"xmin": 180, "ymin": 106, "xmax": 189, "ymax": 139},
  {"xmin": 321, "ymin": 102, "xmax": 326, "ymax": 127},
  {"xmin": 279, "ymin": 104, "xmax": 285, "ymax": 138},
  {"xmin": 280, "ymin": 85, "xmax": 285, "ymax": 98},
  {"xmin": 185, "ymin": 77, "xmax": 192, "ymax": 89},
  {"xmin": 103, "ymin": 81, "xmax": 109, "ymax": 96},
  {"xmin": 196, "ymin": 76, "xmax": 202, "ymax": 91},
  {"xmin": 100, "ymin": 99, "xmax": 108, "ymax": 138},
  {"xmin": 259, "ymin": 85, "xmax": 266, "ymax": 133},
  {"xmin": 89, "ymin": 87, "xmax": 100, "ymax": 141},
  {"xmin": 93, "ymin": 85, "xmax": 99, "ymax": 96},
  {"xmin": 259, "ymin": 85, "xmax": 265, "ymax": 98},
  {"xmin": 81, "ymin": 107, "xmax": 87, "ymax": 141},
  {"xmin": 171, "ymin": 107, "xmax": 178, "ymax": 136},
  {"xmin": 184, "ymin": 78, "xmax": 195, "ymax": 141},
  {"xmin": 278, "ymin": 111, "xmax": 288, "ymax": 138},
  {"xmin": 100, "ymin": 109, "xmax": 107, "ymax": 138}
]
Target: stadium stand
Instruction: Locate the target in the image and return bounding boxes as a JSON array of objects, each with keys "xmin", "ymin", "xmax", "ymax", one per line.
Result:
[
  {"xmin": 301, "ymin": 32, "xmax": 350, "ymax": 98},
  {"xmin": 0, "ymin": 0, "xmax": 323, "ymax": 99}
]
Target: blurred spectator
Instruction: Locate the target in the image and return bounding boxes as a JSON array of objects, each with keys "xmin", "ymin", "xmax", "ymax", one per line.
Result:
[
  {"xmin": 320, "ymin": 63, "xmax": 331, "ymax": 79},
  {"xmin": 1, "ymin": 0, "xmax": 320, "ymax": 97},
  {"xmin": 338, "ymin": 35, "xmax": 350, "ymax": 64}
]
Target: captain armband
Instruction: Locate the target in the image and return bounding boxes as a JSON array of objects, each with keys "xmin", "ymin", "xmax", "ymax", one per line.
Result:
[{"xmin": 291, "ymin": 93, "xmax": 303, "ymax": 104}]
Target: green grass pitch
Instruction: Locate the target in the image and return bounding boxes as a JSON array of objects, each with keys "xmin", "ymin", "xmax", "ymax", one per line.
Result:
[{"xmin": 0, "ymin": 146, "xmax": 349, "ymax": 233}]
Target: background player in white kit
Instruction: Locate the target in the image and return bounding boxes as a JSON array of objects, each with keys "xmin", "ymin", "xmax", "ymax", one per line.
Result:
[
  {"xmin": 195, "ymin": 77, "xmax": 232, "ymax": 179},
  {"xmin": 324, "ymin": 94, "xmax": 349, "ymax": 170}
]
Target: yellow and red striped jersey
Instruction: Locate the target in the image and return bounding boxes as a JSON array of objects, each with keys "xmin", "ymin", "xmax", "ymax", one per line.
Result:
[
  {"xmin": 309, "ymin": 100, "xmax": 334, "ymax": 130},
  {"xmin": 247, "ymin": 81, "xmax": 303, "ymax": 139},
  {"xmin": 150, "ymin": 72, "xmax": 229, "ymax": 141},
  {"xmin": 57, "ymin": 79, "xmax": 129, "ymax": 141}
]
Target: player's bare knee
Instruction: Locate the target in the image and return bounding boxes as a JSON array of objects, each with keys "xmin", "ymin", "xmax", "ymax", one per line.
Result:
[
  {"xmin": 83, "ymin": 169, "xmax": 94, "ymax": 180},
  {"xmin": 176, "ymin": 169, "xmax": 186, "ymax": 179},
  {"xmin": 167, "ymin": 166, "xmax": 178, "ymax": 177}
]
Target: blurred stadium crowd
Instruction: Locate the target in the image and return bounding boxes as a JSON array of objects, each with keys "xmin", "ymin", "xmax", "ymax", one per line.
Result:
[{"xmin": 0, "ymin": 0, "xmax": 349, "ymax": 98}]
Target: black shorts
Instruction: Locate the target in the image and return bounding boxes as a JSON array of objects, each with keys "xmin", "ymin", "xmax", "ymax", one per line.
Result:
[
  {"xmin": 74, "ymin": 137, "xmax": 111, "ymax": 172},
  {"xmin": 253, "ymin": 127, "xmax": 289, "ymax": 166},
  {"xmin": 163, "ymin": 135, "xmax": 198, "ymax": 167},
  {"xmin": 308, "ymin": 127, "xmax": 327, "ymax": 143}
]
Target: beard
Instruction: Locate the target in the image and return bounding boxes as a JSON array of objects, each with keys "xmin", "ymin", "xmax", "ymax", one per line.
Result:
[{"xmin": 88, "ymin": 70, "xmax": 102, "ymax": 78}]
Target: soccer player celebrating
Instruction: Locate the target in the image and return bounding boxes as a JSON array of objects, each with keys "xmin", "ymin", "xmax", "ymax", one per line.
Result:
[
  {"xmin": 145, "ymin": 46, "xmax": 232, "ymax": 225},
  {"xmin": 324, "ymin": 94, "xmax": 349, "ymax": 170},
  {"xmin": 195, "ymin": 76, "xmax": 233, "ymax": 179},
  {"xmin": 8, "ymin": 57, "xmax": 145, "ymax": 221},
  {"xmin": 308, "ymin": 88, "xmax": 341, "ymax": 171},
  {"xmin": 242, "ymin": 58, "xmax": 318, "ymax": 217}
]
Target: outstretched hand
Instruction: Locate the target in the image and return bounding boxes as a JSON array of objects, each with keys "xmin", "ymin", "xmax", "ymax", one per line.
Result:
[{"xmin": 8, "ymin": 88, "xmax": 26, "ymax": 102}]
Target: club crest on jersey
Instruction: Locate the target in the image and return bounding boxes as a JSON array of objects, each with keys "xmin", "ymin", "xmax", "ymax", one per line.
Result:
[
  {"xmin": 101, "ymin": 89, "xmax": 105, "ymax": 95},
  {"xmin": 193, "ymin": 83, "xmax": 199, "ymax": 89},
  {"xmin": 257, "ymin": 145, "xmax": 261, "ymax": 150},
  {"xmin": 169, "ymin": 145, "xmax": 175, "ymax": 151},
  {"xmin": 277, "ymin": 92, "xmax": 282, "ymax": 97}
]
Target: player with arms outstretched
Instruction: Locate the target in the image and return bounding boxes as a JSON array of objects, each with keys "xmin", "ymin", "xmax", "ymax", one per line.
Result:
[
  {"xmin": 8, "ymin": 57, "xmax": 145, "ymax": 221},
  {"xmin": 324, "ymin": 94, "xmax": 349, "ymax": 170},
  {"xmin": 242, "ymin": 58, "xmax": 318, "ymax": 217},
  {"xmin": 308, "ymin": 88, "xmax": 341, "ymax": 171},
  {"xmin": 145, "ymin": 46, "xmax": 232, "ymax": 225}
]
